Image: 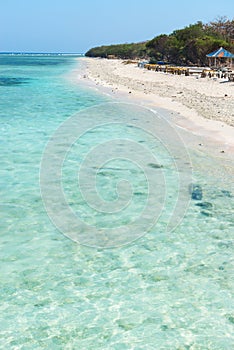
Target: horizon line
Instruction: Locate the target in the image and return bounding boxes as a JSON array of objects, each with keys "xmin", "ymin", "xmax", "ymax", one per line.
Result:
[{"xmin": 0, "ymin": 51, "xmax": 85, "ymax": 55}]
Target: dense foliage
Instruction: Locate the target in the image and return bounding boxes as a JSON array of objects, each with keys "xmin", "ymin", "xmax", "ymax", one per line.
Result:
[
  {"xmin": 85, "ymin": 42, "xmax": 147, "ymax": 59},
  {"xmin": 147, "ymin": 20, "xmax": 233, "ymax": 65},
  {"xmin": 85, "ymin": 17, "xmax": 234, "ymax": 65}
]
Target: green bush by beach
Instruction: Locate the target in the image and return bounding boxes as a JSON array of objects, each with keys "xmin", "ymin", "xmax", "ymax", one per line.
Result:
[{"xmin": 85, "ymin": 42, "xmax": 147, "ymax": 60}]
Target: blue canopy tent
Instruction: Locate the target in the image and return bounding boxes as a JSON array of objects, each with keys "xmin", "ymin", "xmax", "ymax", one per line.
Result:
[{"xmin": 206, "ymin": 47, "xmax": 234, "ymax": 68}]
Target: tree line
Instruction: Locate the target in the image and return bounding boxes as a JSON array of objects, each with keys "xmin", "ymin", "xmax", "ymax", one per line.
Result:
[
  {"xmin": 85, "ymin": 42, "xmax": 147, "ymax": 60},
  {"xmin": 85, "ymin": 17, "xmax": 234, "ymax": 65}
]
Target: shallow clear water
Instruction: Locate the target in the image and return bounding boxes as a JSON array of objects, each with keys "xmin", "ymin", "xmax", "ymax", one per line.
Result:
[{"xmin": 0, "ymin": 56, "xmax": 233, "ymax": 349}]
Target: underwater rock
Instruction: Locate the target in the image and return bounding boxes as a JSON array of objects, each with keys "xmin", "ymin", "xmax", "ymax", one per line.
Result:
[
  {"xmin": 117, "ymin": 319, "xmax": 136, "ymax": 331},
  {"xmin": 195, "ymin": 202, "xmax": 213, "ymax": 209},
  {"xmin": 160, "ymin": 324, "xmax": 169, "ymax": 331},
  {"xmin": 200, "ymin": 210, "xmax": 213, "ymax": 217},
  {"xmin": 147, "ymin": 163, "xmax": 163, "ymax": 169},
  {"xmin": 189, "ymin": 184, "xmax": 203, "ymax": 200},
  {"xmin": 226, "ymin": 315, "xmax": 234, "ymax": 324},
  {"xmin": 0, "ymin": 77, "xmax": 30, "ymax": 86},
  {"xmin": 221, "ymin": 190, "xmax": 232, "ymax": 198}
]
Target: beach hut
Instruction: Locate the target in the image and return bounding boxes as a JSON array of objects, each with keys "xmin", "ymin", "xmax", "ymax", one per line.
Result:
[{"xmin": 206, "ymin": 47, "xmax": 234, "ymax": 68}]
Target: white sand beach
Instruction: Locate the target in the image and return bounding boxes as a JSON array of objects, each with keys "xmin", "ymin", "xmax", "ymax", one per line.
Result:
[{"xmin": 76, "ymin": 58, "xmax": 234, "ymax": 155}]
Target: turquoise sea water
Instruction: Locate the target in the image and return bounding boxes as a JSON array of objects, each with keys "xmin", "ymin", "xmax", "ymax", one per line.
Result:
[{"xmin": 0, "ymin": 55, "xmax": 233, "ymax": 349}]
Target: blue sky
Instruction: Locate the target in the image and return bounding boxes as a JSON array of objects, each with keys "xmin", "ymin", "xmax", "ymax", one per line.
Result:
[{"xmin": 0, "ymin": 0, "xmax": 233, "ymax": 53}]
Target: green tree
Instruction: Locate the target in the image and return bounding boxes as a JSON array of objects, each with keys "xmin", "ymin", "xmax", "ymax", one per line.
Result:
[{"xmin": 85, "ymin": 17, "xmax": 234, "ymax": 64}]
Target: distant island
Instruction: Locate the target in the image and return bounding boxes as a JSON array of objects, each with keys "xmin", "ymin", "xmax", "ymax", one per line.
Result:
[{"xmin": 85, "ymin": 17, "xmax": 234, "ymax": 66}]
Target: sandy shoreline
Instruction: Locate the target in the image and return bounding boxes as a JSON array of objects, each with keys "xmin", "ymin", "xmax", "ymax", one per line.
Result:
[{"xmin": 71, "ymin": 57, "xmax": 234, "ymax": 158}]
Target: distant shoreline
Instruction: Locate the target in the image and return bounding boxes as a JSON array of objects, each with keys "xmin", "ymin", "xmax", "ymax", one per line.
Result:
[{"xmin": 0, "ymin": 52, "xmax": 84, "ymax": 56}]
